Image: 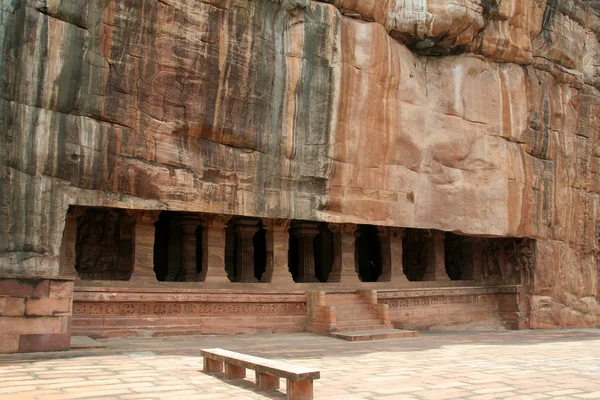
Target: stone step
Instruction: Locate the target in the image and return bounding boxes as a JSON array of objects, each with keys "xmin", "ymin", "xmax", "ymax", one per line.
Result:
[
  {"xmin": 333, "ymin": 305, "xmax": 374, "ymax": 313},
  {"xmin": 334, "ymin": 309, "xmax": 376, "ymax": 317},
  {"xmin": 333, "ymin": 324, "xmax": 386, "ymax": 332},
  {"xmin": 337, "ymin": 319, "xmax": 382, "ymax": 325},
  {"xmin": 337, "ymin": 313, "xmax": 381, "ymax": 320},
  {"xmin": 335, "ymin": 312, "xmax": 375, "ymax": 318},
  {"xmin": 330, "ymin": 329, "xmax": 419, "ymax": 342},
  {"xmin": 329, "ymin": 305, "xmax": 370, "ymax": 311},
  {"xmin": 336, "ymin": 313, "xmax": 379, "ymax": 321}
]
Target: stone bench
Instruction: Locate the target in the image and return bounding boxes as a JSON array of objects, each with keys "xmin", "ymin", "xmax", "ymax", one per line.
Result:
[{"xmin": 200, "ymin": 348, "xmax": 320, "ymax": 400}]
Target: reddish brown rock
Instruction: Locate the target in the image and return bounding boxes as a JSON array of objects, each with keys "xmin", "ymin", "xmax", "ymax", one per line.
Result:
[
  {"xmin": 0, "ymin": 277, "xmax": 74, "ymax": 353},
  {"xmin": 0, "ymin": 335, "xmax": 20, "ymax": 354},
  {"xmin": 0, "ymin": 0, "xmax": 599, "ymax": 331},
  {"xmin": 0, "ymin": 298, "xmax": 25, "ymax": 317},
  {"xmin": 25, "ymin": 298, "xmax": 72, "ymax": 316}
]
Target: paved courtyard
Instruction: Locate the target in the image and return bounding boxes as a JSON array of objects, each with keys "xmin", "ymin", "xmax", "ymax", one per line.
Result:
[{"xmin": 1, "ymin": 329, "xmax": 600, "ymax": 399}]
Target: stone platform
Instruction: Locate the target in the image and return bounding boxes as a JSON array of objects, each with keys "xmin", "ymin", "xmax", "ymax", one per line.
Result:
[
  {"xmin": 71, "ymin": 283, "xmax": 524, "ymax": 339},
  {"xmin": 72, "ymin": 286, "xmax": 308, "ymax": 338}
]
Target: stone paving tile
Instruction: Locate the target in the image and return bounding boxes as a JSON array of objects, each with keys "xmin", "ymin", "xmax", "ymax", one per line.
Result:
[
  {"xmin": 1, "ymin": 330, "xmax": 600, "ymax": 399},
  {"xmin": 545, "ymin": 389, "xmax": 584, "ymax": 396}
]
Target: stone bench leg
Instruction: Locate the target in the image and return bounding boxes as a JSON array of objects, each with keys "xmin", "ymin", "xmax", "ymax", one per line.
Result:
[
  {"xmin": 225, "ymin": 363, "xmax": 246, "ymax": 380},
  {"xmin": 257, "ymin": 372, "xmax": 280, "ymax": 390},
  {"xmin": 203, "ymin": 358, "xmax": 223, "ymax": 373},
  {"xmin": 287, "ymin": 379, "xmax": 313, "ymax": 400}
]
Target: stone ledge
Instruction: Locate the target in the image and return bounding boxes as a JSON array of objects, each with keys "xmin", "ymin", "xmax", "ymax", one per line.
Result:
[
  {"xmin": 74, "ymin": 289, "xmax": 308, "ymax": 303},
  {"xmin": 378, "ymin": 285, "xmax": 524, "ymax": 298},
  {"xmin": 73, "ymin": 280, "xmax": 492, "ymax": 291}
]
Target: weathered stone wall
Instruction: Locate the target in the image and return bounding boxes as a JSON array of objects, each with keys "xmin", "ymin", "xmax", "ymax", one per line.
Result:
[
  {"xmin": 71, "ymin": 287, "xmax": 307, "ymax": 337},
  {"xmin": 0, "ymin": 276, "xmax": 74, "ymax": 353},
  {"xmin": 379, "ymin": 286, "xmax": 524, "ymax": 331},
  {"xmin": 1, "ymin": 0, "xmax": 599, "ymax": 328}
]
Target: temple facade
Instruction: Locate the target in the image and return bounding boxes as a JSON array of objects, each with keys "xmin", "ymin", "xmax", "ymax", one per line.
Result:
[
  {"xmin": 63, "ymin": 207, "xmax": 534, "ymax": 287},
  {"xmin": 60, "ymin": 206, "xmax": 531, "ymax": 340}
]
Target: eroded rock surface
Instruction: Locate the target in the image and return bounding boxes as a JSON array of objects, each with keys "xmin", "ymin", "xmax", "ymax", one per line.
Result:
[{"xmin": 1, "ymin": 0, "xmax": 599, "ymax": 328}]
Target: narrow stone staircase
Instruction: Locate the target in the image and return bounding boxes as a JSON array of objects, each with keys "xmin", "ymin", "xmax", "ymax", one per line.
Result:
[{"xmin": 308, "ymin": 291, "xmax": 418, "ymax": 341}]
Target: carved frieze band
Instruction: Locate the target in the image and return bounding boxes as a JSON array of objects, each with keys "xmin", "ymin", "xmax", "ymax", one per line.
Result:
[
  {"xmin": 380, "ymin": 295, "xmax": 493, "ymax": 308},
  {"xmin": 73, "ymin": 302, "xmax": 307, "ymax": 316}
]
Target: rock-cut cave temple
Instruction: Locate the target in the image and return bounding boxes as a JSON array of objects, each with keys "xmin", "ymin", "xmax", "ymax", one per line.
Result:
[{"xmin": 1, "ymin": 0, "xmax": 600, "ymax": 352}]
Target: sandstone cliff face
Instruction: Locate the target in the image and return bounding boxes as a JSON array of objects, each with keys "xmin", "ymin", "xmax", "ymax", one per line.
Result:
[{"xmin": 1, "ymin": 0, "xmax": 599, "ymax": 328}]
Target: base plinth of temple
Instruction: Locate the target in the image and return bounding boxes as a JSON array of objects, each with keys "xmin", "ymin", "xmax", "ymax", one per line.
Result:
[
  {"xmin": 0, "ymin": 275, "xmax": 75, "ymax": 354},
  {"xmin": 70, "ymin": 284, "xmax": 525, "ymax": 338}
]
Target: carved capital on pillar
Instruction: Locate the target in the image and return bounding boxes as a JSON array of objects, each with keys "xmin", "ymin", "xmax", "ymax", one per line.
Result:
[
  {"xmin": 327, "ymin": 223, "xmax": 341, "ymax": 233},
  {"xmin": 233, "ymin": 218, "xmax": 260, "ymax": 238},
  {"xmin": 342, "ymin": 223, "xmax": 356, "ymax": 234},
  {"xmin": 290, "ymin": 221, "xmax": 320, "ymax": 237},
  {"xmin": 180, "ymin": 213, "xmax": 203, "ymax": 222},
  {"xmin": 328, "ymin": 222, "xmax": 356, "ymax": 234},
  {"xmin": 264, "ymin": 219, "xmax": 291, "ymax": 232},
  {"xmin": 377, "ymin": 226, "xmax": 389, "ymax": 236},
  {"xmin": 180, "ymin": 213, "xmax": 204, "ymax": 232},
  {"xmin": 389, "ymin": 227, "xmax": 404, "ymax": 238},
  {"xmin": 128, "ymin": 210, "xmax": 161, "ymax": 224},
  {"xmin": 203, "ymin": 215, "xmax": 231, "ymax": 230}
]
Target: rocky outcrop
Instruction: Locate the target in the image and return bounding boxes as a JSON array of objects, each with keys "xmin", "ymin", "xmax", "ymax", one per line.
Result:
[{"xmin": 1, "ymin": 0, "xmax": 599, "ymax": 328}]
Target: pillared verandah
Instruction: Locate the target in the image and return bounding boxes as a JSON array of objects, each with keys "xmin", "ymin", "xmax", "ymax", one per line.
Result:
[{"xmin": 60, "ymin": 206, "xmax": 529, "ymax": 339}]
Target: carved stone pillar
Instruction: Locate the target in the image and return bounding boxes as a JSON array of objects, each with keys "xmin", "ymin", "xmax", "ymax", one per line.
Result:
[
  {"xmin": 422, "ymin": 230, "xmax": 451, "ymax": 282},
  {"xmin": 59, "ymin": 207, "xmax": 85, "ymax": 278},
  {"xmin": 341, "ymin": 224, "xmax": 360, "ymax": 284},
  {"xmin": 130, "ymin": 211, "xmax": 161, "ymax": 282},
  {"xmin": 328, "ymin": 224, "xmax": 360, "ymax": 284},
  {"xmin": 199, "ymin": 216, "xmax": 230, "ymax": 283},
  {"xmin": 290, "ymin": 222, "xmax": 320, "ymax": 283},
  {"xmin": 233, "ymin": 219, "xmax": 260, "ymax": 283},
  {"xmin": 471, "ymin": 241, "xmax": 484, "ymax": 282},
  {"xmin": 180, "ymin": 214, "xmax": 203, "ymax": 282},
  {"xmin": 117, "ymin": 212, "xmax": 136, "ymax": 280},
  {"xmin": 377, "ymin": 226, "xmax": 391, "ymax": 282},
  {"xmin": 327, "ymin": 224, "xmax": 342, "ymax": 283},
  {"xmin": 380, "ymin": 227, "xmax": 409, "ymax": 284},
  {"xmin": 262, "ymin": 220, "xmax": 293, "ymax": 284}
]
